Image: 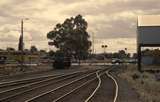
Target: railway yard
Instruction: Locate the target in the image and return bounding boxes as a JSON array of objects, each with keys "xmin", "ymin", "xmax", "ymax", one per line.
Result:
[{"xmin": 0, "ymin": 65, "xmax": 141, "ymax": 102}]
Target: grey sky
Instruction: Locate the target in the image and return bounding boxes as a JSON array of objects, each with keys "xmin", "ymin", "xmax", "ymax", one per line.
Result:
[{"xmin": 0, "ymin": 0, "xmax": 160, "ymax": 53}]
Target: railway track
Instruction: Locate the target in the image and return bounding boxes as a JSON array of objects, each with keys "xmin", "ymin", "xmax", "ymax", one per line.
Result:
[
  {"xmin": 86, "ymin": 69, "xmax": 119, "ymax": 102},
  {"xmin": 0, "ymin": 70, "xmax": 90, "ymax": 92},
  {"xmin": 0, "ymin": 66, "xmax": 118, "ymax": 102},
  {"xmin": 27, "ymin": 67, "xmax": 117, "ymax": 102},
  {"xmin": 26, "ymin": 71, "xmax": 101, "ymax": 102},
  {"xmin": 0, "ymin": 70, "xmax": 91, "ymax": 88},
  {"xmin": 0, "ymin": 74, "xmax": 62, "ymax": 92},
  {"xmin": 25, "ymin": 68, "xmax": 109, "ymax": 102},
  {"xmin": 52, "ymin": 72, "xmax": 101, "ymax": 102},
  {"xmin": 0, "ymin": 69, "xmax": 98, "ymax": 102},
  {"xmin": 107, "ymin": 71, "xmax": 119, "ymax": 102},
  {"xmin": 50, "ymin": 70, "xmax": 111, "ymax": 102}
]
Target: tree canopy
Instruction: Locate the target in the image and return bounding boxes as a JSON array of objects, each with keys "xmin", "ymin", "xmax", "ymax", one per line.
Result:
[
  {"xmin": 30, "ymin": 45, "xmax": 38, "ymax": 53},
  {"xmin": 6, "ymin": 47, "xmax": 15, "ymax": 51},
  {"xmin": 47, "ymin": 14, "xmax": 91, "ymax": 60}
]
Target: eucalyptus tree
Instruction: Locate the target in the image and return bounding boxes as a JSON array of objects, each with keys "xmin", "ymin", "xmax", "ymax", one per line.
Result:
[{"xmin": 47, "ymin": 14, "xmax": 91, "ymax": 61}]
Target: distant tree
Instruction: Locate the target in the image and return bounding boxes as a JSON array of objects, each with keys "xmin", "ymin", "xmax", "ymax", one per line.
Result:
[
  {"xmin": 30, "ymin": 45, "xmax": 38, "ymax": 53},
  {"xmin": 6, "ymin": 47, "xmax": 15, "ymax": 51},
  {"xmin": 152, "ymin": 49, "xmax": 160, "ymax": 57},
  {"xmin": 47, "ymin": 14, "xmax": 91, "ymax": 61},
  {"xmin": 0, "ymin": 49, "xmax": 4, "ymax": 51},
  {"xmin": 24, "ymin": 49, "xmax": 29, "ymax": 52},
  {"xmin": 39, "ymin": 50, "xmax": 47, "ymax": 53},
  {"xmin": 125, "ymin": 53, "xmax": 131, "ymax": 58},
  {"xmin": 118, "ymin": 50, "xmax": 126, "ymax": 58},
  {"xmin": 48, "ymin": 50, "xmax": 55, "ymax": 57},
  {"xmin": 112, "ymin": 53, "xmax": 120, "ymax": 58},
  {"xmin": 132, "ymin": 53, "xmax": 137, "ymax": 59},
  {"xmin": 141, "ymin": 49, "xmax": 151, "ymax": 56}
]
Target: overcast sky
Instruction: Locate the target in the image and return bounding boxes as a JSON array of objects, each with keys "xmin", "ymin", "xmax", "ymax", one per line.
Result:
[{"xmin": 0, "ymin": 0, "xmax": 160, "ymax": 53}]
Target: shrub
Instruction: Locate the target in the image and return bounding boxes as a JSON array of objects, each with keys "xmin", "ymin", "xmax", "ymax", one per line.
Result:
[{"xmin": 132, "ymin": 73, "xmax": 139, "ymax": 80}]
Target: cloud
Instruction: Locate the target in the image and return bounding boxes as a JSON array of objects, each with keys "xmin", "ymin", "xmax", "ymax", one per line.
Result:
[
  {"xmin": 94, "ymin": 38, "xmax": 136, "ymax": 53},
  {"xmin": 0, "ymin": 0, "xmax": 160, "ymax": 52}
]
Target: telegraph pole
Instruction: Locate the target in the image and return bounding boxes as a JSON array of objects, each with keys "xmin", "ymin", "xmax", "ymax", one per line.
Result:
[
  {"xmin": 21, "ymin": 20, "xmax": 24, "ymax": 50},
  {"xmin": 92, "ymin": 32, "xmax": 95, "ymax": 54},
  {"xmin": 18, "ymin": 18, "xmax": 29, "ymax": 70},
  {"xmin": 18, "ymin": 18, "xmax": 29, "ymax": 51}
]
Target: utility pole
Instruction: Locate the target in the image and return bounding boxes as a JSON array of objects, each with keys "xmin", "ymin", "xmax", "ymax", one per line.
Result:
[
  {"xmin": 21, "ymin": 20, "xmax": 24, "ymax": 51},
  {"xmin": 18, "ymin": 18, "xmax": 29, "ymax": 51},
  {"xmin": 18, "ymin": 20, "xmax": 24, "ymax": 51},
  {"xmin": 92, "ymin": 32, "xmax": 95, "ymax": 54},
  {"xmin": 18, "ymin": 18, "xmax": 29, "ymax": 70}
]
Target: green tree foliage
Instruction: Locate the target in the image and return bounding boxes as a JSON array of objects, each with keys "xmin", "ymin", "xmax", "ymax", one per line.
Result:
[
  {"xmin": 0, "ymin": 49, "xmax": 4, "ymax": 51},
  {"xmin": 6, "ymin": 47, "xmax": 15, "ymax": 51},
  {"xmin": 48, "ymin": 50, "xmax": 55, "ymax": 57},
  {"xmin": 47, "ymin": 14, "xmax": 91, "ymax": 60},
  {"xmin": 30, "ymin": 45, "xmax": 38, "ymax": 53},
  {"xmin": 39, "ymin": 49, "xmax": 47, "ymax": 54}
]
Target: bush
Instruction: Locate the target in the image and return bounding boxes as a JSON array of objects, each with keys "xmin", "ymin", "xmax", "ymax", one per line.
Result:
[{"xmin": 132, "ymin": 73, "xmax": 139, "ymax": 80}]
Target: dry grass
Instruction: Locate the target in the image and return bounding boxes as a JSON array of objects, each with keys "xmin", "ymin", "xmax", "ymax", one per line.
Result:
[
  {"xmin": 118, "ymin": 65, "xmax": 160, "ymax": 102},
  {"xmin": 0, "ymin": 64, "xmax": 52, "ymax": 77}
]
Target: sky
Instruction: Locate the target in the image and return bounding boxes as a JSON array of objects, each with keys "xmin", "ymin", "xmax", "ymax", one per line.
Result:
[{"xmin": 0, "ymin": 0, "xmax": 160, "ymax": 53}]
